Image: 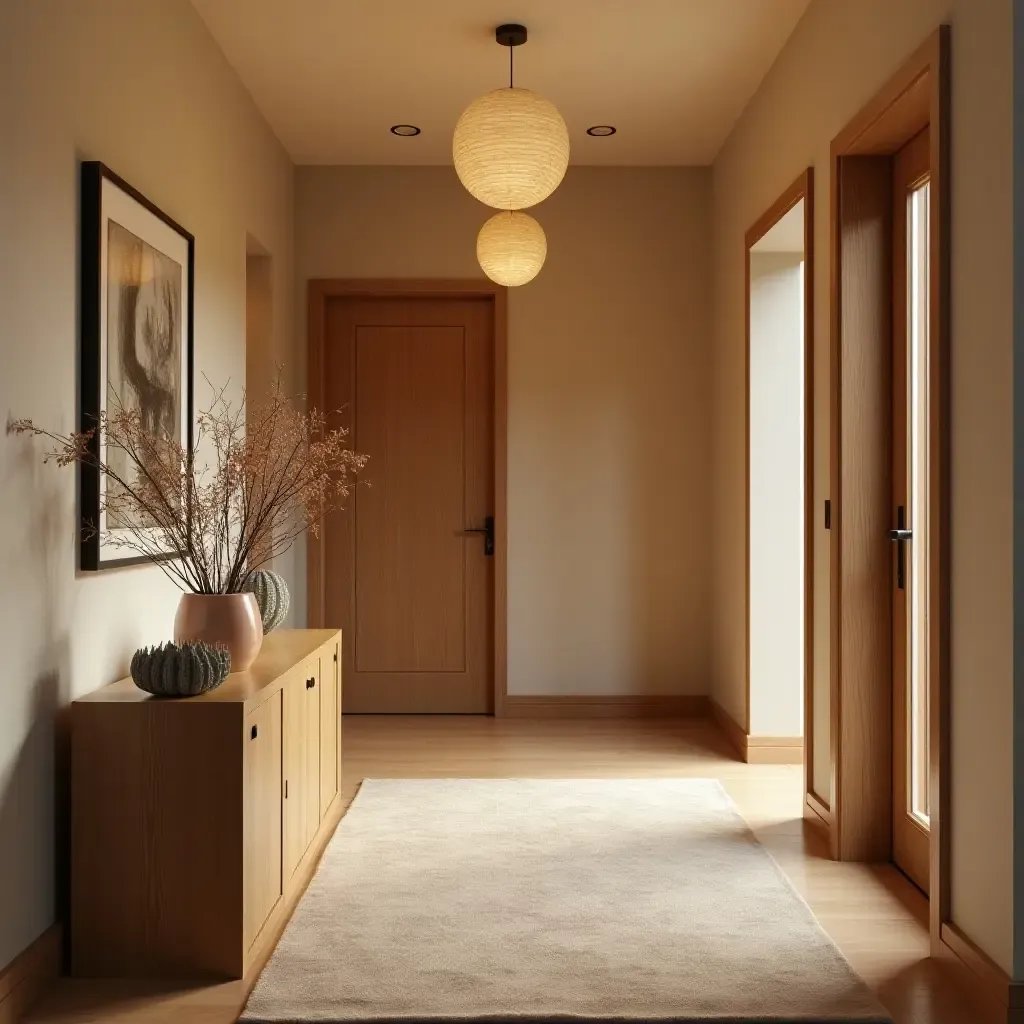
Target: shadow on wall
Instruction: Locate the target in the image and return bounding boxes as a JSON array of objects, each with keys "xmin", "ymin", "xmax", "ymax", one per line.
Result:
[{"xmin": 0, "ymin": 430, "xmax": 74, "ymax": 966}]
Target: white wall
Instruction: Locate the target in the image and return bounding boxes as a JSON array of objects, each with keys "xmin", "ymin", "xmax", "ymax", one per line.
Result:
[
  {"xmin": 748, "ymin": 253, "xmax": 804, "ymax": 738},
  {"xmin": 711, "ymin": 0, "xmax": 1013, "ymax": 973},
  {"xmin": 293, "ymin": 166, "xmax": 714, "ymax": 696},
  {"xmin": 0, "ymin": 0, "xmax": 293, "ymax": 970}
]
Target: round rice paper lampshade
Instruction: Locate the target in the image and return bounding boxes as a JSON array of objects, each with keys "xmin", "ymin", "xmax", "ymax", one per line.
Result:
[
  {"xmin": 453, "ymin": 87, "xmax": 570, "ymax": 210},
  {"xmin": 476, "ymin": 211, "xmax": 547, "ymax": 287}
]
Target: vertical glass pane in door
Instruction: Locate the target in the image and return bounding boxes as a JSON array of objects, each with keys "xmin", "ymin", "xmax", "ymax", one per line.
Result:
[{"xmin": 907, "ymin": 181, "xmax": 930, "ymax": 826}]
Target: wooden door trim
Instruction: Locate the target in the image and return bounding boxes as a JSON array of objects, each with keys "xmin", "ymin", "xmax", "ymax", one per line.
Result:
[
  {"xmin": 743, "ymin": 168, "xmax": 815, "ymax": 803},
  {"xmin": 828, "ymin": 26, "xmax": 949, "ymax": 951},
  {"xmin": 0, "ymin": 923, "xmax": 62, "ymax": 1024},
  {"xmin": 306, "ymin": 279, "xmax": 508, "ymax": 717}
]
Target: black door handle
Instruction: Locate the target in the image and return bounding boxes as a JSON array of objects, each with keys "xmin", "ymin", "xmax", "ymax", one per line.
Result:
[
  {"xmin": 464, "ymin": 515, "xmax": 494, "ymax": 557},
  {"xmin": 889, "ymin": 507, "xmax": 911, "ymax": 590},
  {"xmin": 306, "ymin": 676, "xmax": 316, "ymax": 689}
]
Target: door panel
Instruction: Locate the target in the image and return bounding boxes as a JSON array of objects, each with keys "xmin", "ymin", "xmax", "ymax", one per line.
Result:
[
  {"xmin": 355, "ymin": 325, "xmax": 467, "ymax": 673},
  {"xmin": 243, "ymin": 693, "xmax": 282, "ymax": 951},
  {"xmin": 282, "ymin": 674, "xmax": 305, "ymax": 880},
  {"xmin": 283, "ymin": 669, "xmax": 320, "ymax": 880},
  {"xmin": 325, "ymin": 297, "xmax": 494, "ymax": 713},
  {"xmin": 303, "ymin": 658, "xmax": 322, "ymax": 830},
  {"xmin": 891, "ymin": 127, "xmax": 931, "ymax": 894},
  {"xmin": 320, "ymin": 643, "xmax": 340, "ymax": 813}
]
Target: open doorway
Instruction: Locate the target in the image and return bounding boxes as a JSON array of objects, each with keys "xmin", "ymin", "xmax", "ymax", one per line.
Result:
[{"xmin": 742, "ymin": 171, "xmax": 813, "ymax": 769}]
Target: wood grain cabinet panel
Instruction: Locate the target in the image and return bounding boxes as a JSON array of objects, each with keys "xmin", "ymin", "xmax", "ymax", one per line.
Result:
[
  {"xmin": 282, "ymin": 674, "xmax": 312, "ymax": 880},
  {"xmin": 320, "ymin": 643, "xmax": 341, "ymax": 813},
  {"xmin": 303, "ymin": 659, "xmax": 322, "ymax": 839},
  {"xmin": 71, "ymin": 630, "xmax": 341, "ymax": 980},
  {"xmin": 243, "ymin": 692, "xmax": 282, "ymax": 952}
]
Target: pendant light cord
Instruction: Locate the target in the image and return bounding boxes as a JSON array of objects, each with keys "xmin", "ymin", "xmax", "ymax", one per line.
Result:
[{"xmin": 509, "ymin": 44, "xmax": 514, "ymax": 88}]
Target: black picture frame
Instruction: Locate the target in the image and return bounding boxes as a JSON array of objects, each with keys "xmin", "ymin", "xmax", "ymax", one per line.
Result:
[{"xmin": 79, "ymin": 161, "xmax": 195, "ymax": 571}]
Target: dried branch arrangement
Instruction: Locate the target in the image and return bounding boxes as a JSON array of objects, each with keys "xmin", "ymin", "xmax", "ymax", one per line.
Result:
[{"xmin": 10, "ymin": 374, "xmax": 367, "ymax": 593}]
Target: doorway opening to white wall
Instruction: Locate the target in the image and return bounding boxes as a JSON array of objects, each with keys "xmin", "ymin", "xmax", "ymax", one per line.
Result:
[{"xmin": 742, "ymin": 170, "xmax": 813, "ymax": 772}]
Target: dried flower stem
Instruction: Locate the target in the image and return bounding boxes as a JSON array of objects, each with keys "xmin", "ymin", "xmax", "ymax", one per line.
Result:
[{"xmin": 9, "ymin": 372, "xmax": 367, "ymax": 593}]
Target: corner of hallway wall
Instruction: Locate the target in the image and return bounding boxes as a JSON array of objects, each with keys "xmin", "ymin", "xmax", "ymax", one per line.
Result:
[
  {"xmin": 0, "ymin": 0, "xmax": 294, "ymax": 973},
  {"xmin": 291, "ymin": 166, "xmax": 716, "ymax": 697},
  {"xmin": 710, "ymin": 0, "xmax": 1013, "ymax": 974}
]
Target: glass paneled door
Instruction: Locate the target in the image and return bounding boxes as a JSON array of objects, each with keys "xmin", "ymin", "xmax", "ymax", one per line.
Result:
[{"xmin": 891, "ymin": 127, "xmax": 931, "ymax": 894}]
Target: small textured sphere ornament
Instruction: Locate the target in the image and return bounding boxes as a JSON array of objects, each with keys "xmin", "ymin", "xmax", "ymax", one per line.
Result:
[
  {"xmin": 130, "ymin": 640, "xmax": 231, "ymax": 697},
  {"xmin": 243, "ymin": 569, "xmax": 290, "ymax": 634},
  {"xmin": 477, "ymin": 211, "xmax": 547, "ymax": 286},
  {"xmin": 453, "ymin": 87, "xmax": 569, "ymax": 210}
]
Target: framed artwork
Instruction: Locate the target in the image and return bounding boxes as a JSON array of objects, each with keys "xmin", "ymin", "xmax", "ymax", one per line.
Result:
[{"xmin": 79, "ymin": 162, "xmax": 194, "ymax": 571}]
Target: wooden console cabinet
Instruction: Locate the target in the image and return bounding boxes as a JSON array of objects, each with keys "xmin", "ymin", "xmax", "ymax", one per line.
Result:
[{"xmin": 70, "ymin": 629, "xmax": 342, "ymax": 979}]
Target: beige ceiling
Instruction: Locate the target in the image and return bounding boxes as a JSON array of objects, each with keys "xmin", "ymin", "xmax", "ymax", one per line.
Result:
[{"xmin": 191, "ymin": 0, "xmax": 811, "ymax": 166}]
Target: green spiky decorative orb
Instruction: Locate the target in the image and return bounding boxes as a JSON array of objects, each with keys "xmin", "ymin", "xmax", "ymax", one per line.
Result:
[
  {"xmin": 130, "ymin": 640, "xmax": 231, "ymax": 697},
  {"xmin": 243, "ymin": 569, "xmax": 290, "ymax": 633}
]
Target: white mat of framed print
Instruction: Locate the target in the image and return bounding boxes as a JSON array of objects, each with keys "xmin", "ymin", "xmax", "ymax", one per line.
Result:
[{"xmin": 79, "ymin": 162, "xmax": 194, "ymax": 571}]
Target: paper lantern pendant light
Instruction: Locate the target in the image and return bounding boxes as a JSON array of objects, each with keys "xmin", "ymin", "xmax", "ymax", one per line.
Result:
[
  {"xmin": 477, "ymin": 211, "xmax": 547, "ymax": 287},
  {"xmin": 453, "ymin": 25, "xmax": 569, "ymax": 211}
]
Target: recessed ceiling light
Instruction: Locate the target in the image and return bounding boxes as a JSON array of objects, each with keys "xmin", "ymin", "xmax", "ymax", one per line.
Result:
[
  {"xmin": 390, "ymin": 124, "xmax": 421, "ymax": 137},
  {"xmin": 586, "ymin": 125, "xmax": 616, "ymax": 137}
]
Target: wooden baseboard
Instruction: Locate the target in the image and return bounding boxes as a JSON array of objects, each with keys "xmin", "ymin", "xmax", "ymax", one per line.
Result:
[
  {"xmin": 804, "ymin": 791, "xmax": 832, "ymax": 837},
  {"xmin": 745, "ymin": 736, "xmax": 803, "ymax": 765},
  {"xmin": 938, "ymin": 922, "xmax": 1017, "ymax": 1022},
  {"xmin": 501, "ymin": 695, "xmax": 709, "ymax": 719},
  {"xmin": 709, "ymin": 700, "xmax": 803, "ymax": 764},
  {"xmin": 710, "ymin": 699, "xmax": 747, "ymax": 758},
  {"xmin": 0, "ymin": 924, "xmax": 62, "ymax": 1024}
]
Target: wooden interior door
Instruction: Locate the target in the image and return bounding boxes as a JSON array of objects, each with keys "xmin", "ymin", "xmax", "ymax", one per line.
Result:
[
  {"xmin": 242, "ymin": 692, "xmax": 282, "ymax": 951},
  {"xmin": 891, "ymin": 127, "xmax": 931, "ymax": 894},
  {"xmin": 324, "ymin": 296, "xmax": 495, "ymax": 714}
]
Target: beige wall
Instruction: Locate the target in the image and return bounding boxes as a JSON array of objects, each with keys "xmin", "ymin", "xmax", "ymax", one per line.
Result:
[
  {"xmin": 712, "ymin": 0, "xmax": 1013, "ymax": 972},
  {"xmin": 294, "ymin": 166, "xmax": 714, "ymax": 696},
  {"xmin": 0, "ymin": 0, "xmax": 293, "ymax": 970}
]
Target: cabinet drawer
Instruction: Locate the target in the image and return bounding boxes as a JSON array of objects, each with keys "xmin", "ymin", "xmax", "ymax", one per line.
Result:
[{"xmin": 243, "ymin": 692, "xmax": 283, "ymax": 951}]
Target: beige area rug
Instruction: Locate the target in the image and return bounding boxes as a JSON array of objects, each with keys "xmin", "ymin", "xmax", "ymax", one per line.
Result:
[{"xmin": 242, "ymin": 779, "xmax": 891, "ymax": 1023}]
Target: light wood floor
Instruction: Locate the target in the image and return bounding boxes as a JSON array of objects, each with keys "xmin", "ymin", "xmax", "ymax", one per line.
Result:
[{"xmin": 27, "ymin": 716, "xmax": 996, "ymax": 1024}]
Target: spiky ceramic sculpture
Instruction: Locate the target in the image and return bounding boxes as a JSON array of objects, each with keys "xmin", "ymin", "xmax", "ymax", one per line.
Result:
[
  {"xmin": 243, "ymin": 569, "xmax": 290, "ymax": 634},
  {"xmin": 130, "ymin": 640, "xmax": 231, "ymax": 697}
]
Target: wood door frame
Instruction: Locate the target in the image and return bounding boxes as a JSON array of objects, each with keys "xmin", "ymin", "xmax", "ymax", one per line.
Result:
[
  {"xmin": 306, "ymin": 279, "xmax": 509, "ymax": 717},
  {"xmin": 743, "ymin": 169, "xmax": 815, "ymax": 789},
  {"xmin": 828, "ymin": 26, "xmax": 949, "ymax": 950}
]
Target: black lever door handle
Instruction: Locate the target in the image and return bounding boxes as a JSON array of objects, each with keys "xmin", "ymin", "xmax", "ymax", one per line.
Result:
[
  {"xmin": 463, "ymin": 515, "xmax": 495, "ymax": 557},
  {"xmin": 890, "ymin": 506, "xmax": 910, "ymax": 589}
]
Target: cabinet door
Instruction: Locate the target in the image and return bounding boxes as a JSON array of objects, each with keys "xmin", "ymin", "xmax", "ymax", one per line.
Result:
[
  {"xmin": 283, "ymin": 666, "xmax": 321, "ymax": 881},
  {"xmin": 243, "ymin": 692, "xmax": 282, "ymax": 951},
  {"xmin": 302, "ymin": 658, "xmax": 322, "ymax": 835},
  {"xmin": 319, "ymin": 644, "xmax": 340, "ymax": 815}
]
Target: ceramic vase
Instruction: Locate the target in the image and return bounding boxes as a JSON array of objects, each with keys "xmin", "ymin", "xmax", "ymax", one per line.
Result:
[{"xmin": 173, "ymin": 593, "xmax": 263, "ymax": 673}]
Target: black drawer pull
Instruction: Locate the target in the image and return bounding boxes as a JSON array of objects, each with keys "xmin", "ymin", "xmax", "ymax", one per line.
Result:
[
  {"xmin": 306, "ymin": 676, "xmax": 316, "ymax": 689},
  {"xmin": 250, "ymin": 724, "xmax": 258, "ymax": 740}
]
